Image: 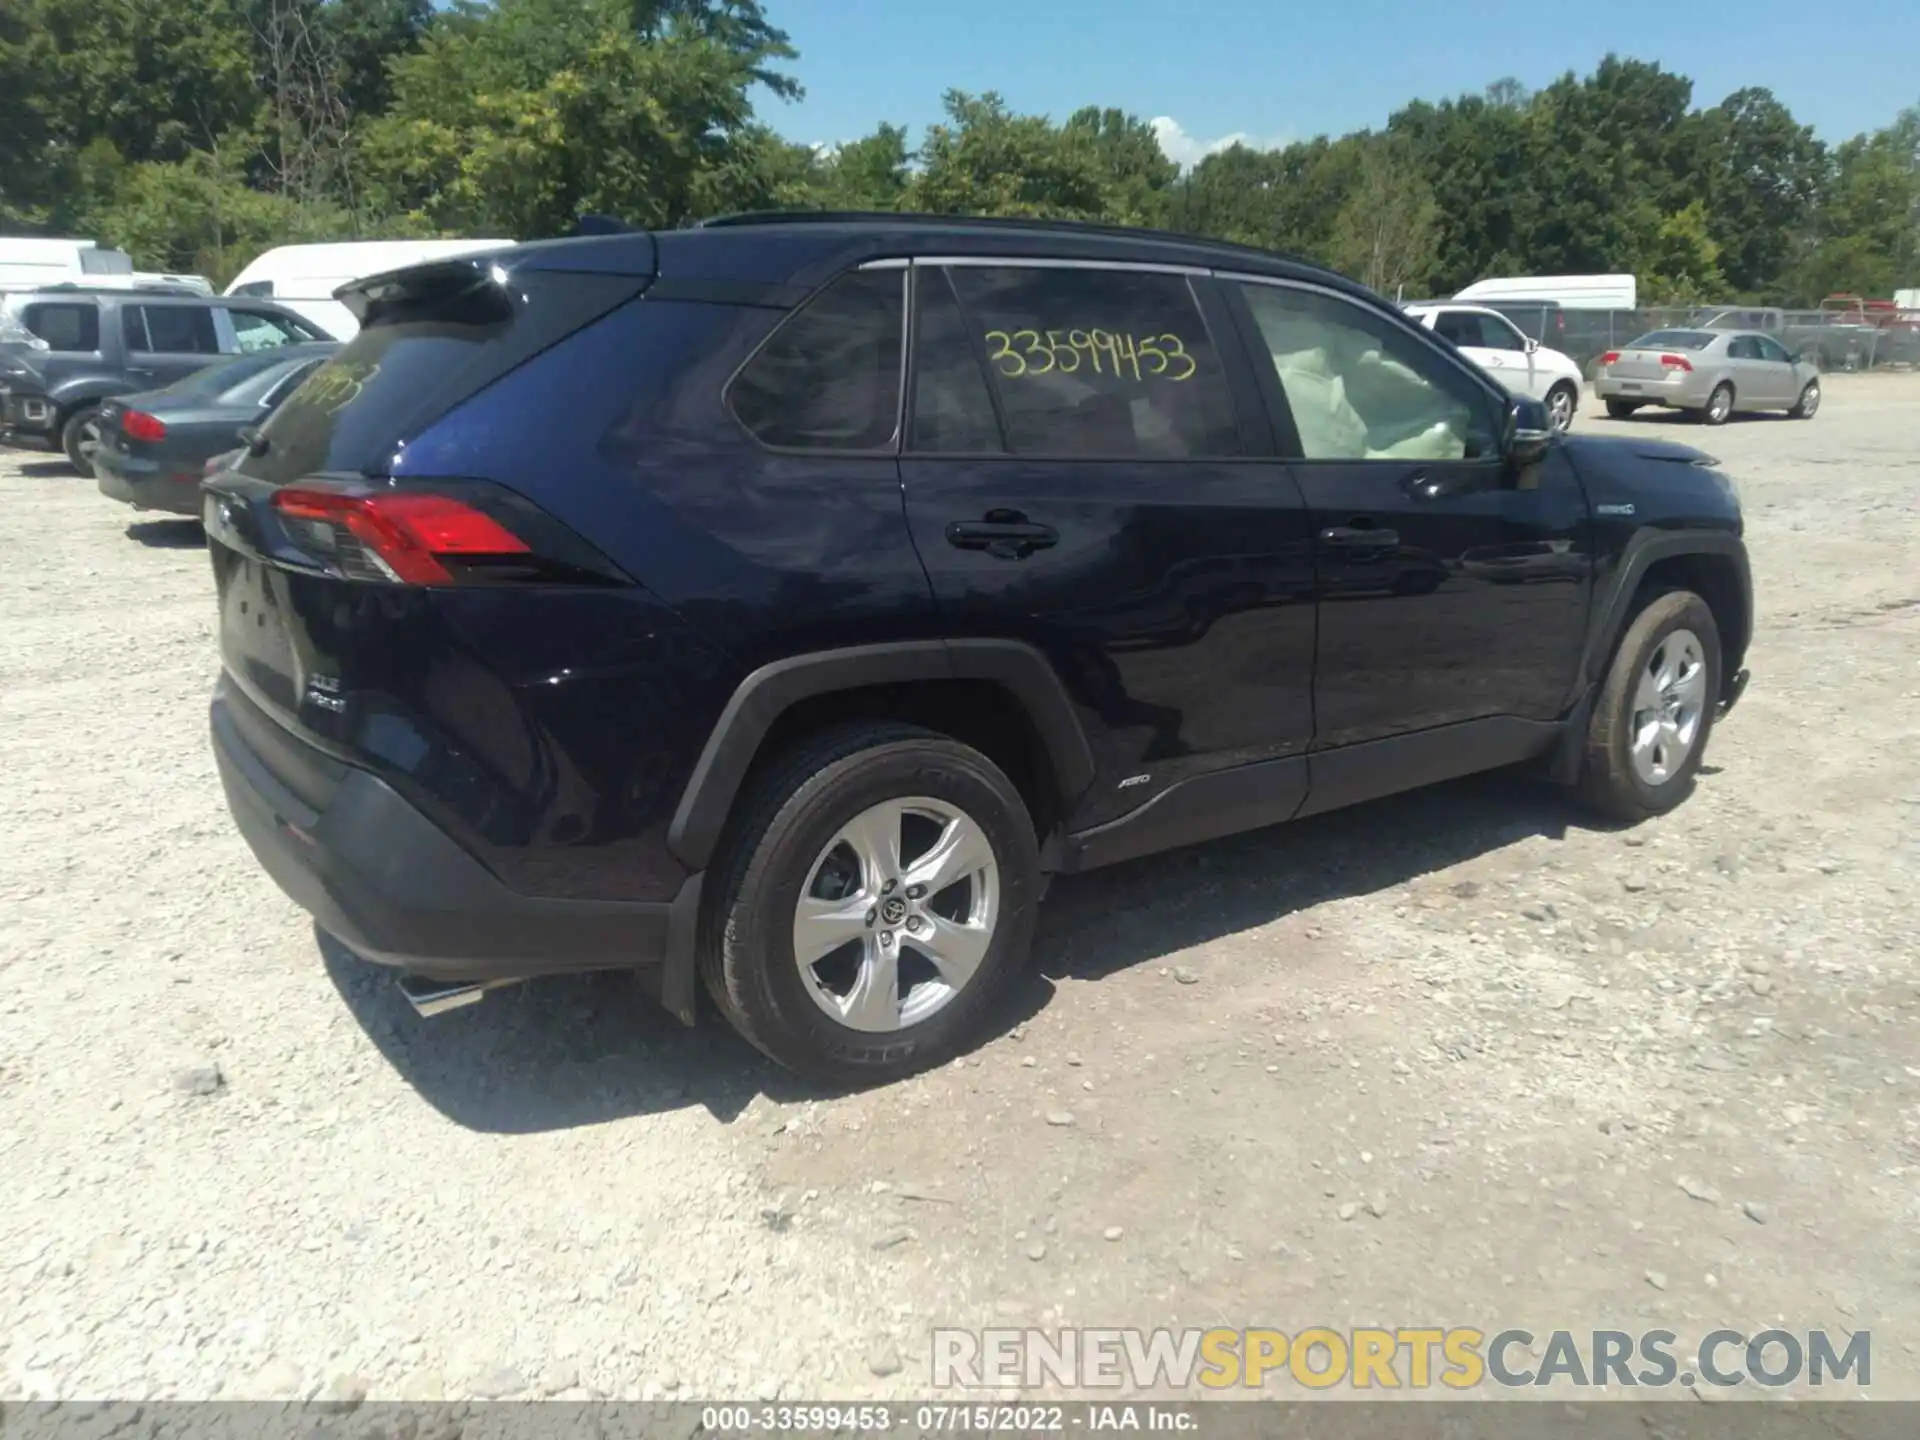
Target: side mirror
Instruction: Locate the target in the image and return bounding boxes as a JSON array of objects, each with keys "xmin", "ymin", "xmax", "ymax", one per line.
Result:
[
  {"xmin": 1504, "ymin": 397, "xmax": 1554, "ymax": 466},
  {"xmin": 1524, "ymin": 336, "xmax": 1540, "ymax": 354}
]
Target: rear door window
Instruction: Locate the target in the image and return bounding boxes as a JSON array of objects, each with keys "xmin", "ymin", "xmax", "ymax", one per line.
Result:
[
  {"xmin": 19, "ymin": 303, "xmax": 100, "ymax": 352},
  {"xmin": 944, "ymin": 264, "xmax": 1240, "ymax": 458},
  {"xmin": 728, "ymin": 269, "xmax": 905, "ymax": 451},
  {"xmin": 132, "ymin": 305, "xmax": 219, "ymax": 355}
]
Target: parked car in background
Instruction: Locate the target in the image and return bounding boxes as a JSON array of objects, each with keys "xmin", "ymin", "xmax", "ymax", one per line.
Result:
[
  {"xmin": 0, "ymin": 287, "xmax": 330, "ymax": 474},
  {"xmin": 1593, "ymin": 328, "xmax": 1820, "ymax": 424},
  {"xmin": 224, "ymin": 239, "xmax": 513, "ymax": 338},
  {"xmin": 1404, "ymin": 301, "xmax": 1584, "ymax": 430},
  {"xmin": 0, "ymin": 237, "xmax": 133, "ymax": 290},
  {"xmin": 205, "ymin": 215, "xmax": 1751, "ymax": 1083},
  {"xmin": 93, "ymin": 341, "xmax": 337, "ymax": 516}
]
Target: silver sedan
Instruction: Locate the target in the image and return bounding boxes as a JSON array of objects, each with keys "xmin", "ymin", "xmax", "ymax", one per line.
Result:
[{"xmin": 1593, "ymin": 328, "xmax": 1821, "ymax": 425}]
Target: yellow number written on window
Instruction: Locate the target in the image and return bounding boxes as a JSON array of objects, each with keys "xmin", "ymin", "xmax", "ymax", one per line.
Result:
[{"xmin": 982, "ymin": 329, "xmax": 1197, "ymax": 382}]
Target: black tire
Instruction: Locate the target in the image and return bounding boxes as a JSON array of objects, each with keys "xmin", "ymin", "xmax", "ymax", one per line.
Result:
[
  {"xmin": 1604, "ymin": 399, "xmax": 1642, "ymax": 420},
  {"xmin": 1698, "ymin": 383, "xmax": 1733, "ymax": 426},
  {"xmin": 1577, "ymin": 589, "xmax": 1722, "ymax": 823},
  {"xmin": 61, "ymin": 405, "xmax": 102, "ymax": 476},
  {"xmin": 1788, "ymin": 380, "xmax": 1820, "ymax": 419},
  {"xmin": 701, "ymin": 721, "xmax": 1040, "ymax": 1086},
  {"xmin": 1546, "ymin": 381, "xmax": 1578, "ymax": 432}
]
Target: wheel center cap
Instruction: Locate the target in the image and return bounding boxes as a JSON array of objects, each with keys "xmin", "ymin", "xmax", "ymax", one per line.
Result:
[{"xmin": 881, "ymin": 897, "xmax": 907, "ymax": 925}]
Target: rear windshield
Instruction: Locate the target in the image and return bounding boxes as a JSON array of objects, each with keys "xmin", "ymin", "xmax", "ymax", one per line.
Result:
[
  {"xmin": 158, "ymin": 348, "xmax": 298, "ymax": 399},
  {"xmin": 1628, "ymin": 330, "xmax": 1713, "ymax": 351},
  {"xmin": 237, "ymin": 267, "xmax": 644, "ymax": 485}
]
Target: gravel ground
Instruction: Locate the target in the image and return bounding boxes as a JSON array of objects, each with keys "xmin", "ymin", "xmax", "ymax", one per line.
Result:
[{"xmin": 3, "ymin": 378, "xmax": 1918, "ymax": 1404}]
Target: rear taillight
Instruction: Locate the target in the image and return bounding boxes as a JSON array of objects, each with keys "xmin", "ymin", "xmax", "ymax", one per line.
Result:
[
  {"xmin": 122, "ymin": 410, "xmax": 166, "ymax": 441},
  {"xmin": 256, "ymin": 478, "xmax": 629, "ymax": 588},
  {"xmin": 273, "ymin": 487, "xmax": 529, "ymax": 585},
  {"xmin": 1600, "ymin": 351, "xmax": 1620, "ymax": 366},
  {"xmin": 1660, "ymin": 353, "xmax": 1693, "ymax": 371}
]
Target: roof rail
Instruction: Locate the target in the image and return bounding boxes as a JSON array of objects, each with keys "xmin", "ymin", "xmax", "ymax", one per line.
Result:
[{"xmin": 691, "ymin": 210, "xmax": 1325, "ymax": 272}]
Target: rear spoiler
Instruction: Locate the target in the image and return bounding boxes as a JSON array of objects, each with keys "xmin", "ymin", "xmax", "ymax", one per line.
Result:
[{"xmin": 334, "ymin": 234, "xmax": 659, "ymax": 324}]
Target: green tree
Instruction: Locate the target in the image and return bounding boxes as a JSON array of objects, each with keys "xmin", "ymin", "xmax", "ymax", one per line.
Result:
[
  {"xmin": 911, "ymin": 91, "xmax": 1110, "ymax": 220},
  {"xmin": 1330, "ymin": 134, "xmax": 1439, "ymax": 295},
  {"xmin": 814, "ymin": 125, "xmax": 913, "ymax": 211},
  {"xmin": 1697, "ymin": 87, "xmax": 1826, "ymax": 298},
  {"xmin": 1062, "ymin": 106, "xmax": 1178, "ymax": 227},
  {"xmin": 1795, "ymin": 106, "xmax": 1919, "ymax": 300}
]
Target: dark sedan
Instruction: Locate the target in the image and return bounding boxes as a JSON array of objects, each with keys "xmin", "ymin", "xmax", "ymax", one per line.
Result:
[{"xmin": 94, "ymin": 343, "xmax": 337, "ymax": 515}]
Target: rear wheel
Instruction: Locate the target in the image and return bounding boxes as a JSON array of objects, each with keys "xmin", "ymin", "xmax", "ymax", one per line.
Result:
[
  {"xmin": 1699, "ymin": 383, "xmax": 1733, "ymax": 426},
  {"xmin": 1577, "ymin": 590, "xmax": 1721, "ymax": 823},
  {"xmin": 702, "ymin": 722, "xmax": 1040, "ymax": 1085},
  {"xmin": 1789, "ymin": 380, "xmax": 1820, "ymax": 419},
  {"xmin": 1604, "ymin": 399, "xmax": 1642, "ymax": 420},
  {"xmin": 1546, "ymin": 382, "xmax": 1578, "ymax": 432},
  {"xmin": 61, "ymin": 405, "xmax": 102, "ymax": 476}
]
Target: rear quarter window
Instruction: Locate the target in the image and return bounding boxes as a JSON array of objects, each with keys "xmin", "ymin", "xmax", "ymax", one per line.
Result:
[
  {"xmin": 20, "ymin": 303, "xmax": 99, "ymax": 352},
  {"xmin": 727, "ymin": 269, "xmax": 905, "ymax": 451}
]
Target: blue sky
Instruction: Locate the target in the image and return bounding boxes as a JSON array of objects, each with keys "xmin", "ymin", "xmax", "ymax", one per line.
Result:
[{"xmin": 762, "ymin": 0, "xmax": 1919, "ymax": 158}]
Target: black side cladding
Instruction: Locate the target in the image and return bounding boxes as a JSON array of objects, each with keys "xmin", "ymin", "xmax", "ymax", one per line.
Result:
[{"xmin": 236, "ymin": 264, "xmax": 653, "ymax": 487}]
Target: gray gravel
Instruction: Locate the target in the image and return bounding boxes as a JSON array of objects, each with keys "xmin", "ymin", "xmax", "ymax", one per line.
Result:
[{"xmin": 2, "ymin": 376, "xmax": 1918, "ymax": 1400}]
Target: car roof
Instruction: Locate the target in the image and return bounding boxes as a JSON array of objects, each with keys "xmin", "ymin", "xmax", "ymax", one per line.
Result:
[
  {"xmin": 500, "ymin": 212, "xmax": 1378, "ymax": 304},
  {"xmin": 1405, "ymin": 301, "xmax": 1508, "ymax": 317}
]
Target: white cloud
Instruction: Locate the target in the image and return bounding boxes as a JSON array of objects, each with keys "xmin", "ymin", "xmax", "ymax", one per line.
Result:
[{"xmin": 1150, "ymin": 117, "xmax": 1291, "ymax": 171}]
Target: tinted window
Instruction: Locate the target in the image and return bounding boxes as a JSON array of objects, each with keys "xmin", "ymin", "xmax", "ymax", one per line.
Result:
[
  {"xmin": 240, "ymin": 268, "xmax": 639, "ymax": 486},
  {"xmin": 229, "ymin": 308, "xmax": 313, "ymax": 352},
  {"xmin": 157, "ymin": 349, "xmax": 291, "ymax": 398},
  {"xmin": 946, "ymin": 265, "xmax": 1239, "ymax": 458},
  {"xmin": 230, "ymin": 280, "xmax": 275, "ymax": 298},
  {"xmin": 1239, "ymin": 283, "xmax": 1499, "ymax": 462},
  {"xmin": 1756, "ymin": 336, "xmax": 1793, "ymax": 363},
  {"xmin": 1434, "ymin": 310, "xmax": 1522, "ymax": 352},
  {"xmin": 19, "ymin": 303, "xmax": 99, "ymax": 352},
  {"xmin": 1726, "ymin": 336, "xmax": 1760, "ymax": 360},
  {"xmin": 225, "ymin": 356, "xmax": 321, "ymax": 407},
  {"xmin": 728, "ymin": 269, "xmax": 904, "ymax": 451},
  {"xmin": 1629, "ymin": 330, "xmax": 1714, "ymax": 351},
  {"xmin": 134, "ymin": 305, "xmax": 219, "ymax": 354},
  {"xmin": 910, "ymin": 267, "xmax": 1003, "ymax": 453}
]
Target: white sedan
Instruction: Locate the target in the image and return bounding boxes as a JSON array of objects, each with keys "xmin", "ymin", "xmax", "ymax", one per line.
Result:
[{"xmin": 1402, "ymin": 302, "xmax": 1585, "ymax": 432}]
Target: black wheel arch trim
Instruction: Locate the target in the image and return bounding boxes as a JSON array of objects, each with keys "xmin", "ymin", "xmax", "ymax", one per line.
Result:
[
  {"xmin": 665, "ymin": 638, "xmax": 1097, "ymax": 874},
  {"xmin": 1576, "ymin": 527, "xmax": 1751, "ymax": 710}
]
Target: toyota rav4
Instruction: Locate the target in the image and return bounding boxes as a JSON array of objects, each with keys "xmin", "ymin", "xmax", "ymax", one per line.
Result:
[{"xmin": 204, "ymin": 214, "xmax": 1752, "ymax": 1084}]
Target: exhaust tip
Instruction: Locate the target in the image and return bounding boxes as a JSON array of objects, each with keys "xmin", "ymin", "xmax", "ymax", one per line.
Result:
[{"xmin": 397, "ymin": 973, "xmax": 516, "ymax": 1018}]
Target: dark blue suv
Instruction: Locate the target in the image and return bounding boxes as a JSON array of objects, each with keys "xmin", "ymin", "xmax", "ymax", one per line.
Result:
[{"xmin": 205, "ymin": 214, "xmax": 1752, "ymax": 1083}]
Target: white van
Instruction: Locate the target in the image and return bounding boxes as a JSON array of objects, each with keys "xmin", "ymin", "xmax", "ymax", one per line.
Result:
[
  {"xmin": 224, "ymin": 239, "xmax": 514, "ymax": 337},
  {"xmin": 0, "ymin": 238, "xmax": 135, "ymax": 292},
  {"xmin": 1453, "ymin": 274, "xmax": 1638, "ymax": 311}
]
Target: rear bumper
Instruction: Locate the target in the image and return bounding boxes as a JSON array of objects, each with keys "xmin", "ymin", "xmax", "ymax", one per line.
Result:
[
  {"xmin": 96, "ymin": 452, "xmax": 204, "ymax": 514},
  {"xmin": 1, "ymin": 391, "xmax": 58, "ymax": 441},
  {"xmin": 211, "ymin": 681, "xmax": 684, "ymax": 985},
  {"xmin": 1592, "ymin": 373, "xmax": 1701, "ymax": 406}
]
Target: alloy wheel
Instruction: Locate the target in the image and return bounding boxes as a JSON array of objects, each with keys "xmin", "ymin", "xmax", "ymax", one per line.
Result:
[
  {"xmin": 791, "ymin": 796, "xmax": 999, "ymax": 1033},
  {"xmin": 1628, "ymin": 628, "xmax": 1707, "ymax": 786},
  {"xmin": 1549, "ymin": 387, "xmax": 1575, "ymax": 431}
]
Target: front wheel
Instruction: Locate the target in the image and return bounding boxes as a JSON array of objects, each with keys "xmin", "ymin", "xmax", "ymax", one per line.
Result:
[
  {"xmin": 61, "ymin": 405, "xmax": 103, "ymax": 477},
  {"xmin": 1789, "ymin": 380, "xmax": 1820, "ymax": 419},
  {"xmin": 702, "ymin": 722, "xmax": 1040, "ymax": 1085},
  {"xmin": 1545, "ymin": 382, "xmax": 1578, "ymax": 432},
  {"xmin": 1577, "ymin": 590, "xmax": 1722, "ymax": 823}
]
